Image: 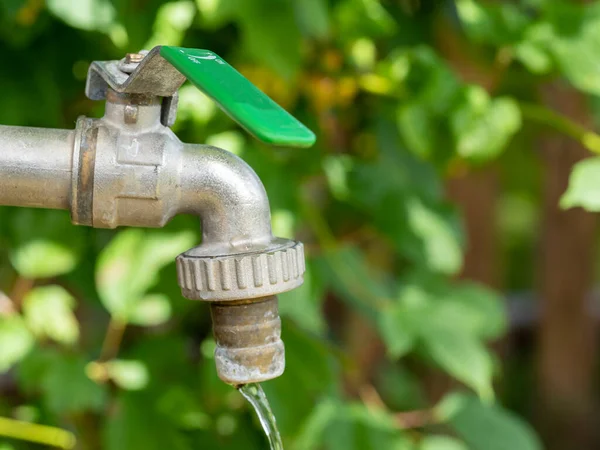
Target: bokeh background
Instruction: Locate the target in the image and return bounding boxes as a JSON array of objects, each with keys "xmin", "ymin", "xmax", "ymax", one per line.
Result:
[{"xmin": 2, "ymin": 0, "xmax": 600, "ymax": 449}]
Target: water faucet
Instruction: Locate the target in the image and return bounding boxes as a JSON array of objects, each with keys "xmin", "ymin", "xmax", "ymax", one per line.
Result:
[{"xmin": 0, "ymin": 46, "xmax": 315, "ymax": 386}]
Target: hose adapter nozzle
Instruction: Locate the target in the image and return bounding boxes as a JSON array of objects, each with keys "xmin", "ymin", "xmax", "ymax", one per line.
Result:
[
  {"xmin": 176, "ymin": 239, "xmax": 305, "ymax": 384},
  {"xmin": 211, "ymin": 296, "xmax": 284, "ymax": 385}
]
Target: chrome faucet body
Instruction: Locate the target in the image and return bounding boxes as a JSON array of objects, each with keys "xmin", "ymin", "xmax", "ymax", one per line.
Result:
[{"xmin": 0, "ymin": 47, "xmax": 315, "ymax": 385}]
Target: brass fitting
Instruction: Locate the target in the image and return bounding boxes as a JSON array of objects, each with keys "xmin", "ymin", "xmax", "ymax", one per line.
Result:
[{"xmin": 211, "ymin": 296, "xmax": 284, "ymax": 385}]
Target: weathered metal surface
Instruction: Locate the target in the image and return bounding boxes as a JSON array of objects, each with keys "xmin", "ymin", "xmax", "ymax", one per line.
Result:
[
  {"xmin": 0, "ymin": 47, "xmax": 313, "ymax": 385},
  {"xmin": 211, "ymin": 296, "xmax": 285, "ymax": 385},
  {"xmin": 0, "ymin": 125, "xmax": 74, "ymax": 210},
  {"xmin": 86, "ymin": 46, "xmax": 186, "ymax": 99},
  {"xmin": 177, "ymin": 241, "xmax": 305, "ymax": 302},
  {"xmin": 71, "ymin": 118, "xmax": 97, "ymax": 226}
]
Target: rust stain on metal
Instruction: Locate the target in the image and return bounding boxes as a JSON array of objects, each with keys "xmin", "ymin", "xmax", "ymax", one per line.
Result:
[
  {"xmin": 211, "ymin": 296, "xmax": 285, "ymax": 384},
  {"xmin": 74, "ymin": 124, "xmax": 98, "ymax": 226}
]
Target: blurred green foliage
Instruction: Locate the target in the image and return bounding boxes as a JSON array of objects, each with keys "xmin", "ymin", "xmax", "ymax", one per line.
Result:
[{"xmin": 2, "ymin": 0, "xmax": 600, "ymax": 448}]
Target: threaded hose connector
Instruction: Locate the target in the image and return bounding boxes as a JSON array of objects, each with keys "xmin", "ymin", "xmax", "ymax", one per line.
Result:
[
  {"xmin": 210, "ymin": 296, "xmax": 284, "ymax": 385},
  {"xmin": 176, "ymin": 238, "xmax": 305, "ymax": 384}
]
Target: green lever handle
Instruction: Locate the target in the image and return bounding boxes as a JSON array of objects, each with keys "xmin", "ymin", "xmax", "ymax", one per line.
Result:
[{"xmin": 160, "ymin": 46, "xmax": 316, "ymax": 148}]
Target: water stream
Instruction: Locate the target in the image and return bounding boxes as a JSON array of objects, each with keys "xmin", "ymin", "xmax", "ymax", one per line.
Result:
[{"xmin": 238, "ymin": 383, "xmax": 284, "ymax": 450}]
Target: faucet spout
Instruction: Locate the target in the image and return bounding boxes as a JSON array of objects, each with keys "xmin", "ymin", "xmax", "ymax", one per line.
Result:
[{"xmin": 177, "ymin": 144, "xmax": 273, "ymax": 254}]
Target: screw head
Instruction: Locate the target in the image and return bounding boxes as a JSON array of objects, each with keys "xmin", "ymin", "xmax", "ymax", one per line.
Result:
[
  {"xmin": 125, "ymin": 52, "xmax": 145, "ymax": 64},
  {"xmin": 118, "ymin": 50, "xmax": 149, "ymax": 74}
]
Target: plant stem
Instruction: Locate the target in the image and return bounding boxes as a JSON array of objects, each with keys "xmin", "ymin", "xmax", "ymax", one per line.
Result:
[
  {"xmin": 0, "ymin": 416, "xmax": 76, "ymax": 449},
  {"xmin": 9, "ymin": 277, "xmax": 34, "ymax": 309},
  {"xmin": 98, "ymin": 317, "xmax": 127, "ymax": 362},
  {"xmin": 518, "ymin": 101, "xmax": 600, "ymax": 155}
]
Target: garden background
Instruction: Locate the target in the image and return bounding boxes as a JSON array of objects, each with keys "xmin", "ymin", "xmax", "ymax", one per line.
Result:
[{"xmin": 2, "ymin": 0, "xmax": 600, "ymax": 449}]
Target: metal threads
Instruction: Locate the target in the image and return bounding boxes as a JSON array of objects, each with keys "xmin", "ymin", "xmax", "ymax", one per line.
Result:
[{"xmin": 211, "ymin": 296, "xmax": 285, "ymax": 385}]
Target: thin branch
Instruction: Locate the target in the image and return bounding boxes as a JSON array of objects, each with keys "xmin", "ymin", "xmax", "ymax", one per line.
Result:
[
  {"xmin": 98, "ymin": 317, "xmax": 127, "ymax": 362},
  {"xmin": 358, "ymin": 384, "xmax": 388, "ymax": 411},
  {"xmin": 394, "ymin": 409, "xmax": 437, "ymax": 430},
  {"xmin": 358, "ymin": 384, "xmax": 437, "ymax": 430},
  {"xmin": 0, "ymin": 291, "xmax": 15, "ymax": 316},
  {"xmin": 9, "ymin": 277, "xmax": 34, "ymax": 309},
  {"xmin": 519, "ymin": 101, "xmax": 600, "ymax": 155},
  {"xmin": 0, "ymin": 416, "xmax": 76, "ymax": 449}
]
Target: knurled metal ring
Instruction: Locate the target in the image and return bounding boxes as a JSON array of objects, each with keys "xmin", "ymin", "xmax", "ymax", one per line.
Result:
[{"xmin": 176, "ymin": 240, "xmax": 305, "ymax": 301}]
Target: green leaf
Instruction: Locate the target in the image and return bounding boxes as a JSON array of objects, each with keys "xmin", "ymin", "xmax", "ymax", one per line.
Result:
[
  {"xmin": 235, "ymin": 0, "xmax": 303, "ymax": 79},
  {"xmin": 144, "ymin": 1, "xmax": 196, "ymax": 49},
  {"xmin": 46, "ymin": 0, "xmax": 116, "ymax": 32},
  {"xmin": 195, "ymin": 0, "xmax": 236, "ymax": 28},
  {"xmin": 323, "ymin": 155, "xmax": 354, "ymax": 201},
  {"xmin": 403, "ymin": 47, "xmax": 461, "ymax": 114},
  {"xmin": 543, "ymin": 2, "xmax": 600, "ymax": 95},
  {"xmin": 106, "ymin": 360, "xmax": 150, "ymax": 391},
  {"xmin": 0, "ymin": 315, "xmax": 34, "ymax": 373},
  {"xmin": 206, "ymin": 131, "xmax": 246, "ymax": 156},
  {"xmin": 317, "ymin": 246, "xmax": 391, "ymax": 320},
  {"xmin": 348, "ymin": 125, "xmax": 462, "ymax": 274},
  {"xmin": 328, "ymin": 402, "xmax": 412, "ymax": 450},
  {"xmin": 378, "ymin": 303, "xmax": 416, "ymax": 359},
  {"xmin": 11, "ymin": 241, "xmax": 77, "ymax": 279},
  {"xmin": 293, "ymin": 399, "xmax": 340, "ymax": 450},
  {"xmin": 96, "ymin": 229, "xmax": 195, "ymax": 320},
  {"xmin": 406, "ymin": 198, "xmax": 463, "ymax": 275},
  {"xmin": 335, "ymin": 0, "xmax": 396, "ymax": 40},
  {"xmin": 423, "ymin": 328, "xmax": 494, "ymax": 401},
  {"xmin": 377, "ymin": 284, "xmax": 430, "ymax": 359},
  {"xmin": 293, "ymin": 0, "xmax": 330, "ymax": 39},
  {"xmin": 451, "ymin": 86, "xmax": 521, "ymax": 161},
  {"xmin": 128, "ymin": 294, "xmax": 172, "ymax": 327},
  {"xmin": 378, "ymin": 276, "xmax": 505, "ymax": 397},
  {"xmin": 36, "ymin": 351, "xmax": 108, "ymax": 414},
  {"xmin": 8, "ymin": 210, "xmax": 83, "ymax": 279},
  {"xmin": 436, "ymin": 393, "xmax": 542, "ymax": 450},
  {"xmin": 378, "ymin": 283, "xmax": 427, "ymax": 360},
  {"xmin": 22, "ymin": 285, "xmax": 79, "ymax": 345},
  {"xmin": 376, "ymin": 363, "xmax": 427, "ymax": 411},
  {"xmin": 105, "ymin": 391, "xmax": 191, "ymax": 450},
  {"xmin": 456, "ymin": 0, "xmax": 528, "ymax": 46},
  {"xmin": 560, "ymin": 157, "xmax": 600, "ymax": 211},
  {"xmin": 432, "ymin": 283, "xmax": 507, "ymax": 340},
  {"xmin": 157, "ymin": 386, "xmax": 210, "ymax": 430},
  {"xmin": 397, "ymin": 103, "xmax": 437, "ymax": 159},
  {"xmin": 295, "ymin": 399, "xmax": 413, "ymax": 450},
  {"xmin": 514, "ymin": 41, "xmax": 553, "ymax": 74},
  {"xmin": 420, "ymin": 436, "xmax": 468, "ymax": 450}
]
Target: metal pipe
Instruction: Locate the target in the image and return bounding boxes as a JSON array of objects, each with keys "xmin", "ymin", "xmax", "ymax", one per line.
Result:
[{"xmin": 0, "ymin": 125, "xmax": 74, "ymax": 210}]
